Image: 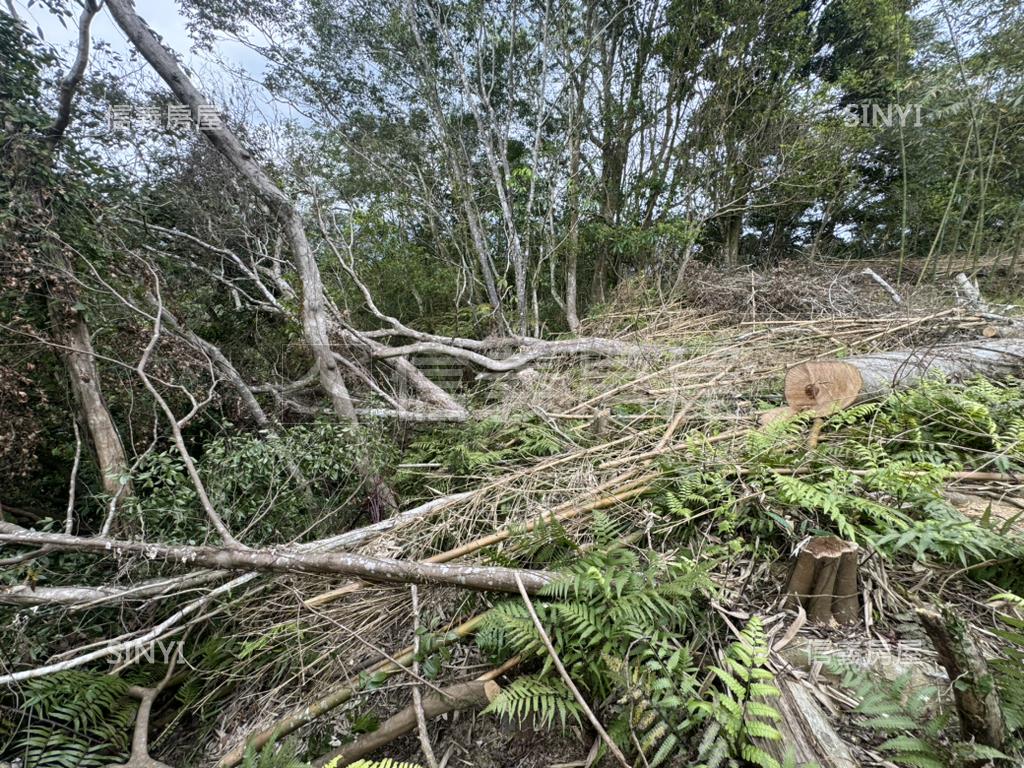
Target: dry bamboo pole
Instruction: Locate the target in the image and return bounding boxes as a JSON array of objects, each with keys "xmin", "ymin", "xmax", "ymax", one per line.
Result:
[
  {"xmin": 216, "ymin": 613, "xmax": 490, "ymax": 767},
  {"xmin": 311, "ymin": 680, "xmax": 501, "ymax": 767}
]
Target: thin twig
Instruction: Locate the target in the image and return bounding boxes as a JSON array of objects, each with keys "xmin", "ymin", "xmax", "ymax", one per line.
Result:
[
  {"xmin": 411, "ymin": 585, "xmax": 440, "ymax": 768},
  {"xmin": 64, "ymin": 419, "xmax": 82, "ymax": 535}
]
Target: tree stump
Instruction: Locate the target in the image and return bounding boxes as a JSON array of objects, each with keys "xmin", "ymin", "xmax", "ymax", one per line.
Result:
[{"xmin": 786, "ymin": 536, "xmax": 860, "ymax": 625}]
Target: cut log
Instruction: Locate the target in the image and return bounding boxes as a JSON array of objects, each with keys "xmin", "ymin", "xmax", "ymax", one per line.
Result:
[
  {"xmin": 786, "ymin": 536, "xmax": 860, "ymax": 625},
  {"xmin": 917, "ymin": 605, "xmax": 1005, "ymax": 759},
  {"xmin": 785, "ymin": 340, "xmax": 1024, "ymax": 414},
  {"xmin": 311, "ymin": 680, "xmax": 500, "ymax": 768},
  {"xmin": 785, "ymin": 361, "xmax": 863, "ymax": 415}
]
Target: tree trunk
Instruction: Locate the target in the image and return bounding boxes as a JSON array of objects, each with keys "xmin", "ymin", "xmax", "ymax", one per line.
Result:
[
  {"xmin": 785, "ymin": 340, "xmax": 1024, "ymax": 415},
  {"xmin": 722, "ymin": 212, "xmax": 742, "ymax": 267},
  {"xmin": 105, "ymin": 0, "xmax": 358, "ymax": 423},
  {"xmin": 49, "ymin": 279, "xmax": 131, "ymax": 502}
]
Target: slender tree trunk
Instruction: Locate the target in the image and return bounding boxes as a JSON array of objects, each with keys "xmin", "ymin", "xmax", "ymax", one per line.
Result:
[
  {"xmin": 722, "ymin": 211, "xmax": 742, "ymax": 267},
  {"xmin": 565, "ymin": 69, "xmax": 585, "ymax": 334},
  {"xmin": 48, "ymin": 296, "xmax": 130, "ymax": 500},
  {"xmin": 105, "ymin": 0, "xmax": 358, "ymax": 423}
]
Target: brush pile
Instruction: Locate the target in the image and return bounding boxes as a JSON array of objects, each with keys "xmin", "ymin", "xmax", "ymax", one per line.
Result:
[{"xmin": 3, "ymin": 264, "xmax": 1023, "ymax": 768}]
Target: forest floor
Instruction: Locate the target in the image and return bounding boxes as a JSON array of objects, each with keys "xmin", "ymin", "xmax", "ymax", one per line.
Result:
[{"xmin": 171, "ymin": 258, "xmax": 1024, "ymax": 768}]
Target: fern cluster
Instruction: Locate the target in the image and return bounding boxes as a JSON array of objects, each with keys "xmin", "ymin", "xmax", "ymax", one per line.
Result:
[
  {"xmin": 478, "ymin": 545, "xmax": 714, "ymax": 765},
  {"xmin": 0, "ymin": 671, "xmax": 135, "ymax": 768},
  {"xmin": 829, "ymin": 660, "xmax": 1008, "ymax": 768},
  {"xmin": 692, "ymin": 617, "xmax": 785, "ymax": 768},
  {"xmin": 742, "ymin": 377, "xmax": 1024, "ymax": 568},
  {"xmin": 477, "ymin": 546, "xmax": 793, "ymax": 766}
]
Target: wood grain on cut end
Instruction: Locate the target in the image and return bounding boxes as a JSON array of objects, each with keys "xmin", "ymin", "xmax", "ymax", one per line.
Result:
[{"xmin": 785, "ymin": 361, "xmax": 863, "ymax": 415}]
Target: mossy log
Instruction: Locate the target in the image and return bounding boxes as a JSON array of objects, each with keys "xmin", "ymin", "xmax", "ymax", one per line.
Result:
[{"xmin": 917, "ymin": 605, "xmax": 1005, "ymax": 759}]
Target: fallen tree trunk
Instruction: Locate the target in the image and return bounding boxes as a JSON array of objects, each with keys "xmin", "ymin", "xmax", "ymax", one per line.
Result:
[
  {"xmin": 0, "ymin": 523, "xmax": 553, "ymax": 595},
  {"xmin": 0, "ymin": 494, "xmax": 471, "ymax": 608},
  {"xmin": 917, "ymin": 605, "xmax": 1005, "ymax": 758},
  {"xmin": 759, "ymin": 677, "xmax": 859, "ymax": 768},
  {"xmin": 785, "ymin": 339, "xmax": 1024, "ymax": 414},
  {"xmin": 311, "ymin": 680, "xmax": 500, "ymax": 768}
]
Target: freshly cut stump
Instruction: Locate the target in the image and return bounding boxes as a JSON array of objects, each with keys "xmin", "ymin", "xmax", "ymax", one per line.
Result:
[
  {"xmin": 786, "ymin": 536, "xmax": 860, "ymax": 625},
  {"xmin": 784, "ymin": 361, "xmax": 863, "ymax": 415}
]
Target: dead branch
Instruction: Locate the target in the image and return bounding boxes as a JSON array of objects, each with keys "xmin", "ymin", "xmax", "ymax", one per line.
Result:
[
  {"xmin": 860, "ymin": 268, "xmax": 902, "ymax": 305},
  {"xmin": 112, "ymin": 658, "xmax": 179, "ymax": 768},
  {"xmin": 0, "ymin": 524, "xmax": 554, "ymax": 598},
  {"xmin": 135, "ymin": 279, "xmax": 241, "ymax": 547}
]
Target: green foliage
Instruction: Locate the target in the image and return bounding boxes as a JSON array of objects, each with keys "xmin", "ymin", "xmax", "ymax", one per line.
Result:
[
  {"xmin": 241, "ymin": 736, "xmax": 309, "ymax": 768},
  {"xmin": 330, "ymin": 760, "xmax": 423, "ymax": 768},
  {"xmin": 478, "ymin": 545, "xmax": 715, "ymax": 764},
  {"xmin": 747, "ymin": 378, "xmax": 1024, "ymax": 568},
  {"xmin": 129, "ymin": 418, "xmax": 391, "ymax": 541},
  {"xmin": 692, "ymin": 617, "xmax": 783, "ymax": 768},
  {"xmin": 988, "ymin": 595, "xmax": 1024, "ymax": 736},
  {"xmin": 0, "ymin": 672, "xmax": 135, "ymax": 768},
  {"xmin": 830, "ymin": 660, "xmax": 1009, "ymax": 768}
]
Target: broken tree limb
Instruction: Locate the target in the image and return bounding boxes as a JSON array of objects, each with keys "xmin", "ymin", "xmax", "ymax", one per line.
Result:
[
  {"xmin": 785, "ymin": 339, "xmax": 1024, "ymax": 414},
  {"xmin": 0, "ymin": 571, "xmax": 224, "ymax": 608},
  {"xmin": 0, "ymin": 493, "xmax": 473, "ymax": 609},
  {"xmin": 311, "ymin": 680, "xmax": 500, "ymax": 768},
  {"xmin": 0, "ymin": 524, "xmax": 554, "ymax": 596},
  {"xmin": 786, "ymin": 537, "xmax": 860, "ymax": 625},
  {"xmin": 861, "ymin": 268, "xmax": 903, "ymax": 305},
  {"xmin": 369, "ymin": 336, "xmax": 689, "ymax": 373},
  {"xmin": 917, "ymin": 605, "xmax": 1005, "ymax": 756}
]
